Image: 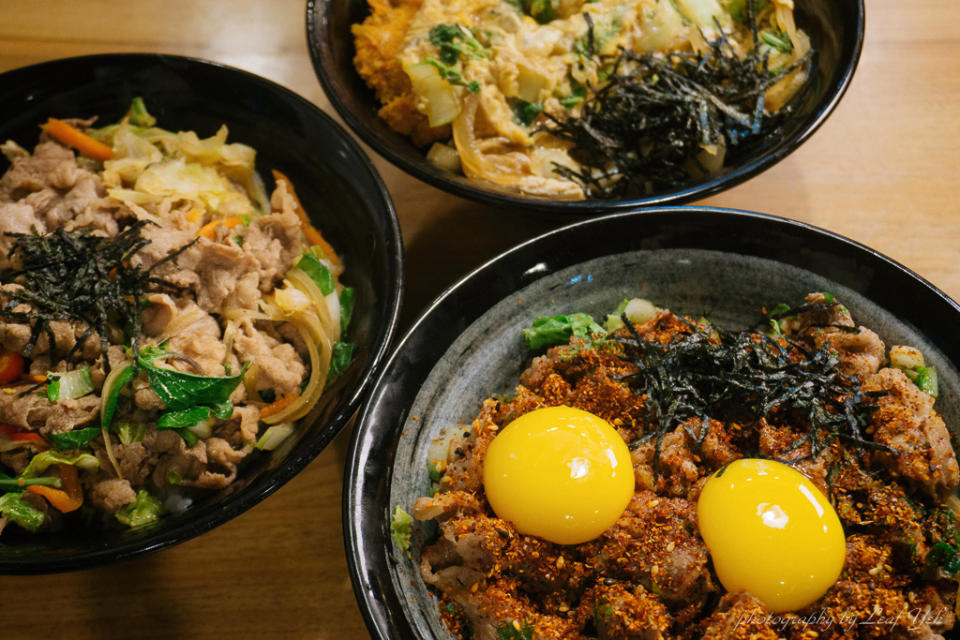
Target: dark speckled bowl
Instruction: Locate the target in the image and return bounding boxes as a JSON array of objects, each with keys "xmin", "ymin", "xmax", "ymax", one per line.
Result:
[
  {"xmin": 0, "ymin": 54, "xmax": 403, "ymax": 573},
  {"xmin": 307, "ymin": 0, "xmax": 865, "ymax": 213},
  {"xmin": 346, "ymin": 207, "xmax": 960, "ymax": 639}
]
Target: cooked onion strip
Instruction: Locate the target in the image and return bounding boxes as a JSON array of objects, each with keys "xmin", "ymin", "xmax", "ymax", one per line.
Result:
[
  {"xmin": 222, "ymin": 318, "xmax": 238, "ymax": 359},
  {"xmin": 242, "ymin": 361, "xmax": 260, "ymax": 401},
  {"xmin": 99, "ymin": 360, "xmax": 133, "ymax": 479},
  {"xmin": 285, "ymin": 267, "xmax": 340, "ymax": 342},
  {"xmin": 453, "ymin": 95, "xmax": 584, "ymax": 199},
  {"xmin": 260, "ymin": 310, "xmax": 331, "ymax": 425}
]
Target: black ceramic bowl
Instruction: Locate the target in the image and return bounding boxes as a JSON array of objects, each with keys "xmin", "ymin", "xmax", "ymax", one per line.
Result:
[
  {"xmin": 0, "ymin": 54, "xmax": 403, "ymax": 573},
  {"xmin": 307, "ymin": 1, "xmax": 865, "ymax": 213},
  {"xmin": 346, "ymin": 207, "xmax": 960, "ymax": 638}
]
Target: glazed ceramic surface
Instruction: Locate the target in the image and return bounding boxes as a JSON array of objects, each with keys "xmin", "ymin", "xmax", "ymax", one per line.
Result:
[
  {"xmin": 0, "ymin": 54, "xmax": 403, "ymax": 573},
  {"xmin": 307, "ymin": 0, "xmax": 865, "ymax": 213},
  {"xmin": 346, "ymin": 208, "xmax": 960, "ymax": 639}
]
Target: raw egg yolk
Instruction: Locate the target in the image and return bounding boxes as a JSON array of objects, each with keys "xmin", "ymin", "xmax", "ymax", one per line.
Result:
[
  {"xmin": 697, "ymin": 458, "xmax": 845, "ymax": 612},
  {"xmin": 482, "ymin": 406, "xmax": 634, "ymax": 545}
]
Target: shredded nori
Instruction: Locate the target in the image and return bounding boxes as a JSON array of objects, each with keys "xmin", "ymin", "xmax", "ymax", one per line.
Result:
[
  {"xmin": 545, "ymin": 14, "xmax": 814, "ymax": 198},
  {"xmin": 0, "ymin": 221, "xmax": 193, "ymax": 367},
  {"xmin": 615, "ymin": 308, "xmax": 891, "ymax": 466}
]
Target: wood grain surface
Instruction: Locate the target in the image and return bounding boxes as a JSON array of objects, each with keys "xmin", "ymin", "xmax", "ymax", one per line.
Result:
[{"xmin": 0, "ymin": 1, "xmax": 958, "ymax": 638}]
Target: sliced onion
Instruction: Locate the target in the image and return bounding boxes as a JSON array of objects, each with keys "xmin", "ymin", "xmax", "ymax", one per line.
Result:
[
  {"xmin": 99, "ymin": 359, "xmax": 133, "ymax": 480},
  {"xmin": 260, "ymin": 310, "xmax": 332, "ymax": 425},
  {"xmin": 222, "ymin": 318, "xmax": 238, "ymax": 358},
  {"xmin": 242, "ymin": 361, "xmax": 260, "ymax": 401},
  {"xmin": 286, "ymin": 267, "xmax": 340, "ymax": 342},
  {"xmin": 274, "ymin": 282, "xmax": 313, "ymax": 315}
]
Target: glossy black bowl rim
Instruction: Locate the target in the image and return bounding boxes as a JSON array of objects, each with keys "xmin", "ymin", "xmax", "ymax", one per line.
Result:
[
  {"xmin": 0, "ymin": 53, "xmax": 404, "ymax": 573},
  {"xmin": 344, "ymin": 206, "xmax": 960, "ymax": 639},
  {"xmin": 306, "ymin": 1, "xmax": 866, "ymax": 214}
]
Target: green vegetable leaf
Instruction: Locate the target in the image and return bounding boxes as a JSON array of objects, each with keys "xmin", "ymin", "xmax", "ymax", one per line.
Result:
[
  {"xmin": 925, "ymin": 541, "xmax": 960, "ymax": 579},
  {"xmin": 0, "ymin": 472, "xmax": 60, "ymax": 492},
  {"xmin": 48, "ymin": 427, "xmax": 101, "ymax": 451},
  {"xmin": 560, "ymin": 91, "xmax": 585, "ymax": 109},
  {"xmin": 113, "ymin": 421, "xmax": 147, "ymax": 445},
  {"xmin": 497, "ymin": 623, "xmax": 535, "ymax": 640},
  {"xmin": 768, "ymin": 318, "xmax": 783, "ymax": 337},
  {"xmin": 21, "ymin": 450, "xmax": 99, "ymax": 478},
  {"xmin": 390, "ymin": 505, "xmax": 413, "ymax": 554},
  {"xmin": 0, "ymin": 492, "xmax": 46, "ymax": 532},
  {"xmin": 510, "ymin": 99, "xmax": 543, "ymax": 127},
  {"xmin": 340, "ymin": 287, "xmax": 355, "ymax": 335},
  {"xmin": 429, "ymin": 24, "xmax": 490, "ymax": 64},
  {"xmin": 423, "ymin": 58, "xmax": 481, "ymax": 93},
  {"xmin": 328, "ymin": 341, "xmax": 357, "ymax": 382},
  {"xmin": 125, "ymin": 97, "xmax": 157, "ymax": 128},
  {"xmin": 157, "ymin": 406, "xmax": 214, "ymax": 430},
  {"xmin": 573, "ymin": 14, "xmax": 622, "ymax": 57},
  {"xmin": 604, "ymin": 298, "xmax": 631, "ymax": 332},
  {"xmin": 526, "ymin": 0, "xmax": 556, "ymax": 23},
  {"xmin": 522, "ymin": 313, "xmax": 606, "ymax": 349},
  {"xmin": 727, "ymin": 0, "xmax": 768, "ymax": 22},
  {"xmin": 211, "ymin": 401, "xmax": 234, "ymax": 420},
  {"xmin": 427, "ymin": 461, "xmax": 443, "ymax": 483},
  {"xmin": 101, "ymin": 364, "xmax": 135, "ymax": 429},
  {"xmin": 760, "ymin": 29, "xmax": 793, "ymax": 53},
  {"xmin": 915, "ymin": 366, "xmax": 939, "ymax": 398},
  {"xmin": 297, "ymin": 253, "xmax": 335, "ymax": 295},
  {"xmin": 138, "ymin": 346, "xmax": 247, "ymax": 410},
  {"xmin": 258, "ymin": 388, "xmax": 277, "ymax": 404},
  {"xmin": 157, "ymin": 401, "xmax": 231, "ymax": 432},
  {"xmin": 767, "ymin": 303, "xmax": 792, "ymax": 317},
  {"xmin": 115, "ymin": 489, "xmax": 163, "ymax": 529},
  {"xmin": 178, "ymin": 428, "xmax": 198, "ymax": 447}
]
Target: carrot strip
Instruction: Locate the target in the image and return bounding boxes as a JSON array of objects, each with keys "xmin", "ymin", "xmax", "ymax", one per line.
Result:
[
  {"xmin": 260, "ymin": 392, "xmax": 299, "ymax": 418},
  {"xmin": 271, "ymin": 169, "xmax": 340, "ymax": 265},
  {"xmin": 0, "ymin": 351, "xmax": 25, "ymax": 384},
  {"xmin": 41, "ymin": 118, "xmax": 113, "ymax": 161},
  {"xmin": 26, "ymin": 464, "xmax": 82, "ymax": 513},
  {"xmin": 196, "ymin": 216, "xmax": 245, "ymax": 240},
  {"xmin": 0, "ymin": 425, "xmax": 48, "ymax": 449},
  {"xmin": 8, "ymin": 432, "xmax": 45, "ymax": 443}
]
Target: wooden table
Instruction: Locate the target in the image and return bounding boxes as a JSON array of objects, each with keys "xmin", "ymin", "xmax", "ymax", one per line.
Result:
[{"xmin": 0, "ymin": 1, "xmax": 958, "ymax": 637}]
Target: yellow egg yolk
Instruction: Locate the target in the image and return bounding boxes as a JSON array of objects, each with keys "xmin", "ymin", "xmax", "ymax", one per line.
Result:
[
  {"xmin": 697, "ymin": 458, "xmax": 845, "ymax": 612},
  {"xmin": 482, "ymin": 406, "xmax": 634, "ymax": 545}
]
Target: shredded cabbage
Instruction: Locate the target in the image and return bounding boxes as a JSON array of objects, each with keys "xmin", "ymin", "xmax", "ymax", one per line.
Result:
[
  {"xmin": 100, "ymin": 110, "xmax": 267, "ymax": 222},
  {"xmin": 21, "ymin": 451, "xmax": 99, "ymax": 478}
]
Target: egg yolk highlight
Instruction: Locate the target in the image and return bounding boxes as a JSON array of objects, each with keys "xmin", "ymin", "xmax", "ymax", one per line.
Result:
[
  {"xmin": 482, "ymin": 406, "xmax": 634, "ymax": 545},
  {"xmin": 697, "ymin": 458, "xmax": 845, "ymax": 612}
]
